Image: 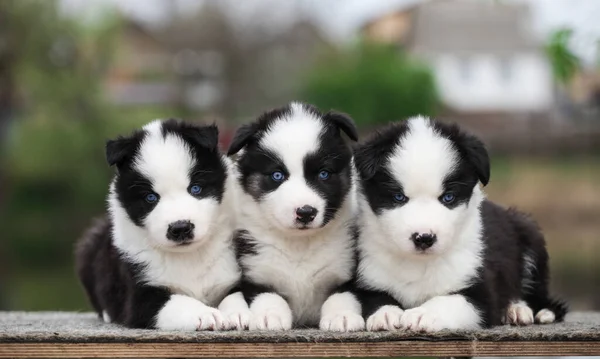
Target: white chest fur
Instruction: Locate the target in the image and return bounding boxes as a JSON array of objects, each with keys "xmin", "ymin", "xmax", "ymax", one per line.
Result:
[
  {"xmin": 139, "ymin": 240, "xmax": 240, "ymax": 307},
  {"xmin": 241, "ymin": 228, "xmax": 355, "ymax": 326}
]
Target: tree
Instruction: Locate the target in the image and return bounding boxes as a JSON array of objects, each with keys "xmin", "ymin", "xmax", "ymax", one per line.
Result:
[
  {"xmin": 545, "ymin": 28, "xmax": 580, "ymax": 85},
  {"xmin": 300, "ymin": 42, "xmax": 438, "ymax": 128}
]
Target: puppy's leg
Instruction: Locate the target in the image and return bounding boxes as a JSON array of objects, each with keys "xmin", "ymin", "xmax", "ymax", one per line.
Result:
[
  {"xmin": 320, "ymin": 291, "xmax": 365, "ymax": 332},
  {"xmin": 218, "ymin": 291, "xmax": 251, "ymax": 330},
  {"xmin": 399, "ymin": 295, "xmax": 481, "ymax": 332}
]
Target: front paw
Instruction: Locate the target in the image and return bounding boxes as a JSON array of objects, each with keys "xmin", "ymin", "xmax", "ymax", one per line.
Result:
[
  {"xmin": 223, "ymin": 309, "xmax": 251, "ymax": 330},
  {"xmin": 504, "ymin": 301, "xmax": 534, "ymax": 326},
  {"xmin": 249, "ymin": 310, "xmax": 292, "ymax": 330},
  {"xmin": 155, "ymin": 295, "xmax": 225, "ymax": 331},
  {"xmin": 399, "ymin": 307, "xmax": 445, "ymax": 332},
  {"xmin": 320, "ymin": 311, "xmax": 365, "ymax": 332},
  {"xmin": 366, "ymin": 305, "xmax": 404, "ymax": 331},
  {"xmin": 196, "ymin": 307, "xmax": 226, "ymax": 331}
]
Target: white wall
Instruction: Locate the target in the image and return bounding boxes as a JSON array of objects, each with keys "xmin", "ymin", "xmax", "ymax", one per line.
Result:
[{"xmin": 433, "ymin": 53, "xmax": 553, "ymax": 112}]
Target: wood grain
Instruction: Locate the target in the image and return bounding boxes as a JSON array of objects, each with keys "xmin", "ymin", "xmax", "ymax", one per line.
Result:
[{"xmin": 1, "ymin": 341, "xmax": 599, "ymax": 358}]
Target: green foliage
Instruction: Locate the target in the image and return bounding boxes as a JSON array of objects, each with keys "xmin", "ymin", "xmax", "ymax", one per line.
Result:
[
  {"xmin": 545, "ymin": 28, "xmax": 581, "ymax": 85},
  {"xmin": 301, "ymin": 42, "xmax": 438, "ymax": 127}
]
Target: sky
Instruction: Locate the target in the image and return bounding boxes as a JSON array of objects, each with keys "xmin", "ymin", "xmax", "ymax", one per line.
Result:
[{"xmin": 60, "ymin": 0, "xmax": 600, "ymax": 65}]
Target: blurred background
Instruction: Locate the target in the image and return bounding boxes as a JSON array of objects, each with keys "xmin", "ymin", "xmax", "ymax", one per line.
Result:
[{"xmin": 0, "ymin": 0, "xmax": 598, "ymax": 312}]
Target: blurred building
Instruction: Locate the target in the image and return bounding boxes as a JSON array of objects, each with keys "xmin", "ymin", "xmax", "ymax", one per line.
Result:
[
  {"xmin": 104, "ymin": 5, "xmax": 331, "ymax": 122},
  {"xmin": 361, "ymin": 0, "xmax": 561, "ymax": 150}
]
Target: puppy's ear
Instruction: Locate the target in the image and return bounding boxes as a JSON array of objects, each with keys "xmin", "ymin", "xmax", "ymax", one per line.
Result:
[
  {"xmin": 461, "ymin": 134, "xmax": 490, "ymax": 186},
  {"xmin": 227, "ymin": 124, "xmax": 256, "ymax": 156},
  {"xmin": 325, "ymin": 111, "xmax": 359, "ymax": 142},
  {"xmin": 354, "ymin": 142, "xmax": 387, "ymax": 180},
  {"xmin": 163, "ymin": 119, "xmax": 219, "ymax": 151},
  {"xmin": 106, "ymin": 136, "xmax": 138, "ymax": 167},
  {"xmin": 184, "ymin": 124, "xmax": 219, "ymax": 151}
]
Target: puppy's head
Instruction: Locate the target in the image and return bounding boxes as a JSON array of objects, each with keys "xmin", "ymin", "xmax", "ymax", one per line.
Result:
[
  {"xmin": 106, "ymin": 119, "xmax": 227, "ymax": 251},
  {"xmin": 228, "ymin": 102, "xmax": 358, "ymax": 234},
  {"xmin": 355, "ymin": 116, "xmax": 489, "ymax": 256}
]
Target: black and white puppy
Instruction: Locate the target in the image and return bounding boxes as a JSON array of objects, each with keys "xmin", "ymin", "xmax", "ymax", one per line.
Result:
[
  {"xmin": 354, "ymin": 116, "xmax": 567, "ymax": 332},
  {"xmin": 227, "ymin": 102, "xmax": 364, "ymax": 331},
  {"xmin": 76, "ymin": 119, "xmax": 242, "ymax": 330}
]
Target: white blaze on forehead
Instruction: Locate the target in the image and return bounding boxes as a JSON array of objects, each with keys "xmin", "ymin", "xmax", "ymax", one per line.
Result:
[
  {"xmin": 259, "ymin": 103, "xmax": 323, "ymax": 175},
  {"xmin": 388, "ymin": 116, "xmax": 458, "ymax": 196},
  {"xmin": 134, "ymin": 120, "xmax": 195, "ymax": 193}
]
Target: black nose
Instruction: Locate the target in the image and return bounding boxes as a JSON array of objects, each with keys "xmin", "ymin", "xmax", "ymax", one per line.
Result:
[
  {"xmin": 411, "ymin": 233, "xmax": 437, "ymax": 250},
  {"xmin": 167, "ymin": 220, "xmax": 195, "ymax": 242},
  {"xmin": 295, "ymin": 205, "xmax": 318, "ymax": 224}
]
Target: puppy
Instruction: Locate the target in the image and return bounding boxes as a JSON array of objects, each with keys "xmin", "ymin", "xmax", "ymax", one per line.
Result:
[
  {"xmin": 227, "ymin": 102, "xmax": 364, "ymax": 331},
  {"xmin": 354, "ymin": 116, "xmax": 567, "ymax": 332},
  {"xmin": 76, "ymin": 119, "xmax": 242, "ymax": 330}
]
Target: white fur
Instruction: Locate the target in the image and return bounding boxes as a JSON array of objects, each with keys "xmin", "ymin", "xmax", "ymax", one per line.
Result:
[
  {"xmin": 504, "ymin": 300, "xmax": 534, "ymax": 326},
  {"xmin": 399, "ymin": 295, "xmax": 481, "ymax": 332},
  {"xmin": 357, "ymin": 117, "xmax": 485, "ymax": 329},
  {"xmin": 155, "ymin": 294, "xmax": 225, "ymax": 331},
  {"xmin": 108, "ymin": 121, "xmax": 241, "ymax": 327},
  {"xmin": 102, "ymin": 311, "xmax": 111, "ymax": 324},
  {"xmin": 234, "ymin": 104, "xmax": 358, "ymax": 328},
  {"xmin": 256, "ymin": 103, "xmax": 328, "ymax": 231},
  {"xmin": 535, "ymin": 308, "xmax": 556, "ymax": 324},
  {"xmin": 249, "ymin": 293, "xmax": 293, "ymax": 330},
  {"xmin": 366, "ymin": 305, "xmax": 404, "ymax": 331},
  {"xmin": 218, "ymin": 292, "xmax": 251, "ymax": 330},
  {"xmin": 319, "ymin": 292, "xmax": 365, "ymax": 332}
]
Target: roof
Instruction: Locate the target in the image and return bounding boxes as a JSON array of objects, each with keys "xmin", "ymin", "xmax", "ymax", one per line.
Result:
[{"xmin": 409, "ymin": 0, "xmax": 539, "ymax": 55}]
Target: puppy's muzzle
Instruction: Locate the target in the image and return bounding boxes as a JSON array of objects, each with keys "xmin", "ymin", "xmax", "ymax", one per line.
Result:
[
  {"xmin": 167, "ymin": 220, "xmax": 195, "ymax": 243},
  {"xmin": 295, "ymin": 205, "xmax": 318, "ymax": 225},
  {"xmin": 411, "ymin": 232, "xmax": 436, "ymax": 250}
]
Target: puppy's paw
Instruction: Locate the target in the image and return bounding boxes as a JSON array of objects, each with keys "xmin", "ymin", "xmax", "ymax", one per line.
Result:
[
  {"xmin": 399, "ymin": 307, "xmax": 446, "ymax": 332},
  {"xmin": 320, "ymin": 311, "xmax": 365, "ymax": 332},
  {"xmin": 223, "ymin": 309, "xmax": 251, "ymax": 330},
  {"xmin": 155, "ymin": 294, "xmax": 225, "ymax": 331},
  {"xmin": 505, "ymin": 301, "xmax": 534, "ymax": 326},
  {"xmin": 248, "ymin": 293, "xmax": 293, "ymax": 331},
  {"xmin": 250, "ymin": 310, "xmax": 292, "ymax": 330},
  {"xmin": 196, "ymin": 307, "xmax": 226, "ymax": 331},
  {"xmin": 366, "ymin": 305, "xmax": 404, "ymax": 331},
  {"xmin": 535, "ymin": 308, "xmax": 556, "ymax": 324}
]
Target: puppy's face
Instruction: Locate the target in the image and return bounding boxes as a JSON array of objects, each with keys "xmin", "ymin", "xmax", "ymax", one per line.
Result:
[
  {"xmin": 356, "ymin": 117, "xmax": 489, "ymax": 256},
  {"xmin": 228, "ymin": 103, "xmax": 358, "ymax": 234},
  {"xmin": 107, "ymin": 119, "xmax": 227, "ymax": 251}
]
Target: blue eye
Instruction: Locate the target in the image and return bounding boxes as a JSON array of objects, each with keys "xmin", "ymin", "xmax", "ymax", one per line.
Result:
[
  {"xmin": 442, "ymin": 193, "xmax": 455, "ymax": 204},
  {"xmin": 271, "ymin": 171, "xmax": 285, "ymax": 182},
  {"xmin": 189, "ymin": 185, "xmax": 202, "ymax": 196},
  {"xmin": 145, "ymin": 193, "xmax": 158, "ymax": 203},
  {"xmin": 393, "ymin": 193, "xmax": 407, "ymax": 203},
  {"xmin": 318, "ymin": 170, "xmax": 330, "ymax": 180}
]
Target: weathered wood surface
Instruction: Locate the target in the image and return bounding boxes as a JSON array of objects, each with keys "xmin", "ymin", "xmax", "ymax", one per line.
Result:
[{"xmin": 1, "ymin": 311, "xmax": 599, "ymax": 358}]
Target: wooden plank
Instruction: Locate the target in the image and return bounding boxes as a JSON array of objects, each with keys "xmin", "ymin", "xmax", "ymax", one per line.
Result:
[{"xmin": 1, "ymin": 341, "xmax": 600, "ymax": 358}]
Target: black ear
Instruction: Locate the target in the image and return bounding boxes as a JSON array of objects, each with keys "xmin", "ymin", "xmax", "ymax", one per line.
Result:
[
  {"xmin": 354, "ymin": 142, "xmax": 387, "ymax": 180},
  {"xmin": 461, "ymin": 134, "xmax": 490, "ymax": 186},
  {"xmin": 227, "ymin": 124, "xmax": 256, "ymax": 156},
  {"xmin": 106, "ymin": 137, "xmax": 137, "ymax": 167},
  {"xmin": 325, "ymin": 111, "xmax": 359, "ymax": 142},
  {"xmin": 162, "ymin": 119, "xmax": 219, "ymax": 151},
  {"xmin": 185, "ymin": 123, "xmax": 219, "ymax": 151}
]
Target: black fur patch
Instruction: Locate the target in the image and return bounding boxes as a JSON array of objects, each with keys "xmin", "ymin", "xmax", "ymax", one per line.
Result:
[{"xmin": 75, "ymin": 218, "xmax": 172, "ymax": 328}]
